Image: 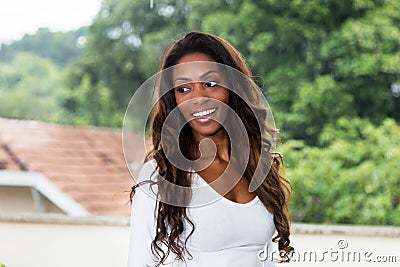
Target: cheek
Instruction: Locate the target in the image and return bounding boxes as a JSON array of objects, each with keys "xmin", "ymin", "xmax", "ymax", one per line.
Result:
[
  {"xmin": 175, "ymin": 98, "xmax": 192, "ymax": 118},
  {"xmin": 174, "ymin": 92, "xmax": 183, "ymax": 106},
  {"xmin": 215, "ymin": 88, "xmax": 230, "ymax": 106},
  {"xmin": 219, "ymin": 88, "xmax": 229, "ymax": 103},
  {"xmin": 218, "ymin": 90, "xmax": 230, "ymax": 119},
  {"xmin": 174, "ymin": 93, "xmax": 188, "ymax": 112}
]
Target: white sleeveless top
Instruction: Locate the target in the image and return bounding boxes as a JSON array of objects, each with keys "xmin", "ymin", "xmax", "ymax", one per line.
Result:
[{"xmin": 128, "ymin": 160, "xmax": 278, "ymax": 267}]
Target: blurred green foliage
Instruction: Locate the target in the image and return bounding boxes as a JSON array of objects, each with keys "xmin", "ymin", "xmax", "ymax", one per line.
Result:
[
  {"xmin": 0, "ymin": 27, "xmax": 86, "ymax": 67},
  {"xmin": 280, "ymin": 118, "xmax": 400, "ymax": 225},
  {"xmin": 0, "ymin": 0, "xmax": 399, "ymax": 225},
  {"xmin": 0, "ymin": 52, "xmax": 65, "ymax": 122}
]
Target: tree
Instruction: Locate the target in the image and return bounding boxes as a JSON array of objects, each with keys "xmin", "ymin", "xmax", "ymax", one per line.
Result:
[
  {"xmin": 61, "ymin": 72, "xmax": 122, "ymax": 127},
  {"xmin": 279, "ymin": 117, "xmax": 400, "ymax": 225},
  {"xmin": 321, "ymin": 0, "xmax": 400, "ymax": 124},
  {"xmin": 0, "ymin": 51, "xmax": 119, "ymax": 127},
  {"xmin": 0, "ymin": 52, "xmax": 65, "ymax": 122},
  {"xmin": 0, "ymin": 27, "xmax": 87, "ymax": 67}
]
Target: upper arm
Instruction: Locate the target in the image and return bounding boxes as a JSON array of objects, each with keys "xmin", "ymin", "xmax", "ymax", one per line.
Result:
[{"xmin": 128, "ymin": 161, "xmax": 160, "ymax": 267}]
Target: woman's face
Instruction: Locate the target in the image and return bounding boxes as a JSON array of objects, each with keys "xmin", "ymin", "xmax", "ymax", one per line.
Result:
[{"xmin": 173, "ymin": 53, "xmax": 229, "ymax": 139}]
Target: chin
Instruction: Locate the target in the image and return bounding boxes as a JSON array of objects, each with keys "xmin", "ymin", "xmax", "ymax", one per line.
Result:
[{"xmin": 188, "ymin": 121, "xmax": 224, "ymax": 138}]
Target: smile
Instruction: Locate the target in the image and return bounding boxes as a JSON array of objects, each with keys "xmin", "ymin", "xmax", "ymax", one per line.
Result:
[{"xmin": 192, "ymin": 108, "xmax": 216, "ymax": 118}]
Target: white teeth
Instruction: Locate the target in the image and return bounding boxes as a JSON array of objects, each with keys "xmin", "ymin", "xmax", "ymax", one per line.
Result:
[{"xmin": 193, "ymin": 108, "xmax": 216, "ymax": 117}]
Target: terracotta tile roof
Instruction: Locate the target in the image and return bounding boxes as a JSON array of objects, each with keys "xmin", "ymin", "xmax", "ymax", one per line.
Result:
[{"xmin": 0, "ymin": 117, "xmax": 147, "ymax": 217}]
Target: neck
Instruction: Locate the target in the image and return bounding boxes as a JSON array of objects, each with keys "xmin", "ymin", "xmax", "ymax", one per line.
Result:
[{"xmin": 193, "ymin": 129, "xmax": 230, "ymax": 163}]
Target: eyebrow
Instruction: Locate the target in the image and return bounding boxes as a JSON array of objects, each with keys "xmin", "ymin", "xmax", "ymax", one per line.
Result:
[
  {"xmin": 200, "ymin": 70, "xmax": 218, "ymax": 79},
  {"xmin": 173, "ymin": 70, "xmax": 219, "ymax": 84}
]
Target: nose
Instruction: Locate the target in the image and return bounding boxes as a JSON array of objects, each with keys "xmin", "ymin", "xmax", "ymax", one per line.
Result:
[{"xmin": 191, "ymin": 82, "xmax": 209, "ymax": 105}]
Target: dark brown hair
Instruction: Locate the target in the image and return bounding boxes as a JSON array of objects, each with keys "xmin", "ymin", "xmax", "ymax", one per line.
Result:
[{"xmin": 131, "ymin": 31, "xmax": 293, "ymax": 265}]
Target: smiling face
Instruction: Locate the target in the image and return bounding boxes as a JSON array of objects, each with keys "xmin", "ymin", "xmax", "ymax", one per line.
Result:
[{"xmin": 173, "ymin": 53, "xmax": 230, "ymax": 141}]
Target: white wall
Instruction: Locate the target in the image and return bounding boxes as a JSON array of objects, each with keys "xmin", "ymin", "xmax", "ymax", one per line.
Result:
[{"xmin": 0, "ymin": 215, "xmax": 130, "ymax": 267}]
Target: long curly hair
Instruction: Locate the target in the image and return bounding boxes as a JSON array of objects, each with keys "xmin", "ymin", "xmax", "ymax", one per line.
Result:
[{"xmin": 131, "ymin": 31, "xmax": 293, "ymax": 265}]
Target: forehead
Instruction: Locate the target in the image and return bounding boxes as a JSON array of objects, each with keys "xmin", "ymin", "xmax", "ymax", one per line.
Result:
[{"xmin": 172, "ymin": 53, "xmax": 221, "ymax": 80}]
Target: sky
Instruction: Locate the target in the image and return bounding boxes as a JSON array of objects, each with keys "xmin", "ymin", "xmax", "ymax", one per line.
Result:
[{"xmin": 0, "ymin": 0, "xmax": 102, "ymax": 44}]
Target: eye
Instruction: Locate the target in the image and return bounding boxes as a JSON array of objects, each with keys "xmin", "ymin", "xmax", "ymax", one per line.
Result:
[
  {"xmin": 204, "ymin": 81, "xmax": 218, "ymax": 88},
  {"xmin": 176, "ymin": 86, "xmax": 190, "ymax": 93}
]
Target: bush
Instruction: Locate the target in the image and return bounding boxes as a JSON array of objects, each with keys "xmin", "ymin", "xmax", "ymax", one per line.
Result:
[{"xmin": 279, "ymin": 117, "xmax": 400, "ymax": 225}]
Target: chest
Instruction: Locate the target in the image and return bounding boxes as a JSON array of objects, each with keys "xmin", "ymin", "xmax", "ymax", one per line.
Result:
[
  {"xmin": 185, "ymin": 198, "xmax": 275, "ymax": 252},
  {"xmin": 197, "ymin": 161, "xmax": 256, "ymax": 204}
]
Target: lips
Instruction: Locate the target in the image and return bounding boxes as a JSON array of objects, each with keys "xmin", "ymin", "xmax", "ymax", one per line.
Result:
[{"xmin": 191, "ymin": 108, "xmax": 216, "ymax": 118}]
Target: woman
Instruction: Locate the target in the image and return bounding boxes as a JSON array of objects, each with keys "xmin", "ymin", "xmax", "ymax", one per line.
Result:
[{"xmin": 128, "ymin": 31, "xmax": 293, "ymax": 266}]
